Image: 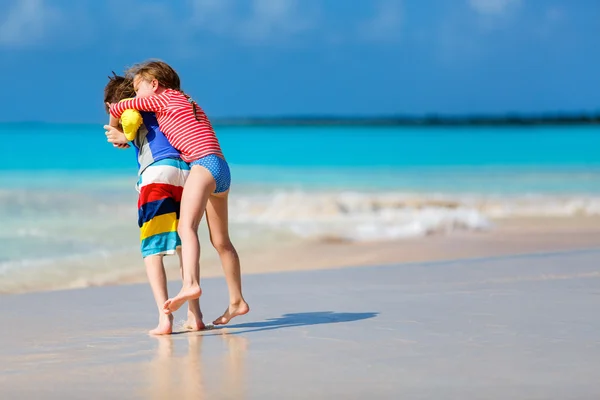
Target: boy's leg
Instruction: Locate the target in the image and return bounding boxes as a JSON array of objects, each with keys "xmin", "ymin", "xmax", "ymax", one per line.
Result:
[
  {"xmin": 138, "ymin": 159, "xmax": 191, "ymax": 332},
  {"xmin": 205, "ymin": 191, "xmax": 249, "ymax": 325},
  {"xmin": 144, "ymin": 254, "xmax": 174, "ymax": 335}
]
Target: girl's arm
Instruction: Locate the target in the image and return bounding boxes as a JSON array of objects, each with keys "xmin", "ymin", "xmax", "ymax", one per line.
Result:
[{"xmin": 109, "ymin": 92, "xmax": 170, "ymax": 118}]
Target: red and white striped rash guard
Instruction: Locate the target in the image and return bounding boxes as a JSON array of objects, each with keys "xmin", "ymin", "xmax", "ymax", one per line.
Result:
[{"xmin": 110, "ymin": 89, "xmax": 223, "ymax": 162}]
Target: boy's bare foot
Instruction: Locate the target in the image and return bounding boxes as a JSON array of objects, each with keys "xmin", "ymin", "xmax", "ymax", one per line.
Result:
[
  {"xmin": 163, "ymin": 285, "xmax": 202, "ymax": 314},
  {"xmin": 149, "ymin": 314, "xmax": 174, "ymax": 336},
  {"xmin": 183, "ymin": 310, "xmax": 206, "ymax": 331},
  {"xmin": 213, "ymin": 301, "xmax": 250, "ymax": 326}
]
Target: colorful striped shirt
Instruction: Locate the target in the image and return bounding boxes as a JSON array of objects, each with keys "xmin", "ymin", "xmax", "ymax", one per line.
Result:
[
  {"xmin": 110, "ymin": 89, "xmax": 223, "ymax": 162},
  {"xmin": 133, "ymin": 112, "xmax": 182, "ymax": 174}
]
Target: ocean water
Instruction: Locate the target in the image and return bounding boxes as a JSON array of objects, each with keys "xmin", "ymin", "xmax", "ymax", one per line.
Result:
[{"xmin": 1, "ymin": 123, "xmax": 600, "ymax": 293}]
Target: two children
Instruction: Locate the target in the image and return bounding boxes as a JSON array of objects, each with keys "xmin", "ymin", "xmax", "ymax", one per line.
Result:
[{"xmin": 103, "ymin": 61, "xmax": 248, "ymax": 334}]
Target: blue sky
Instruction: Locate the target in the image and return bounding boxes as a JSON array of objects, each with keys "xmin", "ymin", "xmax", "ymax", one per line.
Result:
[{"xmin": 1, "ymin": 0, "xmax": 598, "ymax": 122}]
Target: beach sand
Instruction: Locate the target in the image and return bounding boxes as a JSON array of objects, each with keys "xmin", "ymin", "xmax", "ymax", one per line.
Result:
[
  {"xmin": 2, "ymin": 242, "xmax": 600, "ymax": 398},
  {"xmin": 2, "ymin": 216, "xmax": 600, "ymax": 399}
]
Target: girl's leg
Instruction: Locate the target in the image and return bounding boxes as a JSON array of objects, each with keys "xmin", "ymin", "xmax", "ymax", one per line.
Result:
[
  {"xmin": 144, "ymin": 254, "xmax": 173, "ymax": 335},
  {"xmin": 163, "ymin": 165, "xmax": 215, "ymax": 314},
  {"xmin": 176, "ymin": 247, "xmax": 205, "ymax": 331},
  {"xmin": 205, "ymin": 191, "xmax": 249, "ymax": 325}
]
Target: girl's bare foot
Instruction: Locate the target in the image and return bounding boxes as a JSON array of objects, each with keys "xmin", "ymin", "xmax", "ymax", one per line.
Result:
[
  {"xmin": 149, "ymin": 313, "xmax": 174, "ymax": 335},
  {"xmin": 163, "ymin": 285, "xmax": 202, "ymax": 314},
  {"xmin": 213, "ymin": 301, "xmax": 250, "ymax": 326},
  {"xmin": 183, "ymin": 310, "xmax": 206, "ymax": 331}
]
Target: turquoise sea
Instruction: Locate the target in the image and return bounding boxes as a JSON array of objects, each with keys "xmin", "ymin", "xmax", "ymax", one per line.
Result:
[{"xmin": 1, "ymin": 123, "xmax": 600, "ymax": 293}]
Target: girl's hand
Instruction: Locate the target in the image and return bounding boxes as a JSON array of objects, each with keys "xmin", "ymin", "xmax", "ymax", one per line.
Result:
[
  {"xmin": 104, "ymin": 125, "xmax": 128, "ymax": 144},
  {"xmin": 113, "ymin": 143, "xmax": 131, "ymax": 149}
]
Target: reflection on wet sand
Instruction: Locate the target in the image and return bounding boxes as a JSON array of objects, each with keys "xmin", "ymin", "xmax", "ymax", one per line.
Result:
[{"xmin": 147, "ymin": 331, "xmax": 248, "ymax": 399}]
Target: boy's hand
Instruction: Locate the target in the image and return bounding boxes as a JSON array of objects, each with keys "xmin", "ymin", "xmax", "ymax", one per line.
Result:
[
  {"xmin": 113, "ymin": 143, "xmax": 131, "ymax": 149},
  {"xmin": 104, "ymin": 125, "xmax": 128, "ymax": 144}
]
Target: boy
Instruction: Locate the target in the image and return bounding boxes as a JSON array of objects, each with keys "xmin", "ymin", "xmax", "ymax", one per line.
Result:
[{"xmin": 103, "ymin": 74, "xmax": 205, "ymax": 334}]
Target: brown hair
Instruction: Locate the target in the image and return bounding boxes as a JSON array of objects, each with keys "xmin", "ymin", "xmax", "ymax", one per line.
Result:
[
  {"xmin": 126, "ymin": 60, "xmax": 181, "ymax": 91},
  {"xmin": 103, "ymin": 72, "xmax": 135, "ymax": 113},
  {"xmin": 126, "ymin": 59, "xmax": 202, "ymax": 122}
]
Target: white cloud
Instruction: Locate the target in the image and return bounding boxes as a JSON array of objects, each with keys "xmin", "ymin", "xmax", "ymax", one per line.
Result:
[
  {"xmin": 0, "ymin": 0, "xmax": 63, "ymax": 47},
  {"xmin": 239, "ymin": 0, "xmax": 315, "ymax": 42},
  {"xmin": 188, "ymin": 0, "xmax": 235, "ymax": 35},
  {"xmin": 467, "ymin": 0, "xmax": 522, "ymax": 33},
  {"xmin": 360, "ymin": 0, "xmax": 404, "ymax": 42},
  {"xmin": 0, "ymin": 0, "xmax": 407, "ymax": 51},
  {"xmin": 468, "ymin": 0, "xmax": 521, "ymax": 15},
  {"xmin": 187, "ymin": 0, "xmax": 316, "ymax": 44}
]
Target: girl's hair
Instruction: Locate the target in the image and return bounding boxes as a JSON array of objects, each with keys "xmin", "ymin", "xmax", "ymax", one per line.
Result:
[
  {"xmin": 126, "ymin": 60, "xmax": 202, "ymax": 121},
  {"xmin": 126, "ymin": 60, "xmax": 181, "ymax": 91},
  {"xmin": 103, "ymin": 72, "xmax": 135, "ymax": 113}
]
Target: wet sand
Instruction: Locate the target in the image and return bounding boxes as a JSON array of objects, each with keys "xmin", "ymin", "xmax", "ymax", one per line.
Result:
[
  {"xmin": 151, "ymin": 216, "xmax": 600, "ymax": 281},
  {"xmin": 2, "ymin": 247, "xmax": 600, "ymax": 399}
]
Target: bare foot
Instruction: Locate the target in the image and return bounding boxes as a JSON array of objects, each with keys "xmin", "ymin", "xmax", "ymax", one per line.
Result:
[
  {"xmin": 163, "ymin": 285, "xmax": 202, "ymax": 314},
  {"xmin": 183, "ymin": 310, "xmax": 206, "ymax": 331},
  {"xmin": 213, "ymin": 301, "xmax": 250, "ymax": 326},
  {"xmin": 149, "ymin": 314, "xmax": 174, "ymax": 335}
]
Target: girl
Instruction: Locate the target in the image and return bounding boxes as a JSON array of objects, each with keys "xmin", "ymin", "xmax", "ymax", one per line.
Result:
[
  {"xmin": 109, "ymin": 60, "xmax": 249, "ymax": 325},
  {"xmin": 104, "ymin": 74, "xmax": 204, "ymax": 334}
]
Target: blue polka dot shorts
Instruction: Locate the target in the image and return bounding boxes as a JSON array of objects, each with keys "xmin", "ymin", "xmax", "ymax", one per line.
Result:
[{"xmin": 189, "ymin": 154, "xmax": 231, "ymax": 193}]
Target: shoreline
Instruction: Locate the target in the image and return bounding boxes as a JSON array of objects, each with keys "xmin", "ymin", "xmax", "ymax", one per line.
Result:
[{"xmin": 3, "ymin": 216, "xmax": 599, "ymax": 296}]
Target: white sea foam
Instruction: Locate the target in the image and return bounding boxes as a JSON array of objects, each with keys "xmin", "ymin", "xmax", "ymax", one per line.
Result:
[
  {"xmin": 2, "ymin": 188, "xmax": 600, "ymax": 293},
  {"xmin": 228, "ymin": 190, "xmax": 600, "ymax": 241}
]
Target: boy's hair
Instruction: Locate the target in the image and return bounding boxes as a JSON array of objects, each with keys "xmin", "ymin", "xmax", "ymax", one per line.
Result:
[
  {"xmin": 104, "ymin": 72, "xmax": 135, "ymax": 113},
  {"xmin": 126, "ymin": 60, "xmax": 181, "ymax": 91}
]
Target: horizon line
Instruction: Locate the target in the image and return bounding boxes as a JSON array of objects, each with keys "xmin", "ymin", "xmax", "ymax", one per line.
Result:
[{"xmin": 2, "ymin": 111, "xmax": 600, "ymax": 127}]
